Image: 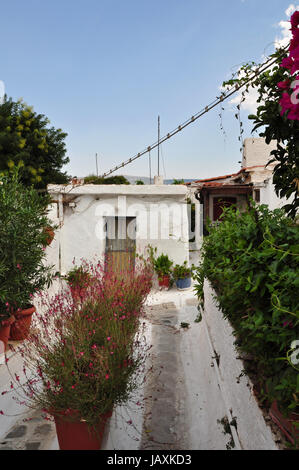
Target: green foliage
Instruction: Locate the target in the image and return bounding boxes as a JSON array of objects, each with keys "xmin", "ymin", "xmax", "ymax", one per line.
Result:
[
  {"xmin": 65, "ymin": 265, "xmax": 91, "ymax": 289},
  {"xmin": 172, "ymin": 261, "xmax": 193, "ymax": 280},
  {"xmin": 172, "ymin": 179, "xmax": 185, "ymax": 185},
  {"xmin": 84, "ymin": 175, "xmax": 130, "ymax": 185},
  {"xmin": 0, "ymin": 170, "xmax": 54, "ymax": 320},
  {"xmin": 135, "ymin": 180, "xmax": 144, "ymax": 185},
  {"xmin": 153, "ymin": 254, "xmax": 173, "ymax": 277},
  {"xmin": 223, "ymin": 48, "xmax": 299, "ymax": 218},
  {"xmin": 0, "ymin": 97, "xmax": 69, "ymax": 189},
  {"xmin": 146, "ymin": 245, "xmax": 173, "ymax": 277},
  {"xmin": 194, "ymin": 203, "xmax": 299, "ymax": 415}
]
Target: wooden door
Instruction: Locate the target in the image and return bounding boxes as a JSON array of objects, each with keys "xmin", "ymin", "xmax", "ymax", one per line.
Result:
[{"xmin": 105, "ymin": 217, "xmax": 136, "ymax": 272}]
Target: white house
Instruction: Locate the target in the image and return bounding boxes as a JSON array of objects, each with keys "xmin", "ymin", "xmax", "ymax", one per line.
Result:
[
  {"xmin": 187, "ymin": 137, "xmax": 289, "ymax": 235},
  {"xmin": 46, "ymin": 181, "xmax": 190, "ymax": 275}
]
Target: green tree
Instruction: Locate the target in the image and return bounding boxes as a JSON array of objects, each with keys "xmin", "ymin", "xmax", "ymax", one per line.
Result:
[
  {"xmin": 135, "ymin": 179, "xmax": 144, "ymax": 185},
  {"xmin": 172, "ymin": 179, "xmax": 185, "ymax": 184},
  {"xmin": 0, "ymin": 97, "xmax": 70, "ymax": 188},
  {"xmin": 84, "ymin": 174, "xmax": 130, "ymax": 184}
]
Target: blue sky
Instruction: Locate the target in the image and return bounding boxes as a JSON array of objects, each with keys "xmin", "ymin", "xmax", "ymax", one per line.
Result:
[{"xmin": 0, "ymin": 0, "xmax": 297, "ymax": 179}]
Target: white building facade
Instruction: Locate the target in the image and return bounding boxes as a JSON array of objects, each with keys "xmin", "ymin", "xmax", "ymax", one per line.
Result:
[{"xmin": 46, "ymin": 183, "xmax": 190, "ymax": 275}]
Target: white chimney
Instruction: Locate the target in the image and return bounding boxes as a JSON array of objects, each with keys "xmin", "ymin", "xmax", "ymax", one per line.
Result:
[{"xmin": 154, "ymin": 175, "xmax": 164, "ymax": 185}]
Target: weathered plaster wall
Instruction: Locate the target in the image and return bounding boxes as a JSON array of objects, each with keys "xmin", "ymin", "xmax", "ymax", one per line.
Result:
[
  {"xmin": 259, "ymin": 177, "xmax": 289, "ymax": 211},
  {"xmin": 242, "ymin": 137, "xmax": 277, "ymax": 168},
  {"xmin": 203, "ymin": 281, "xmax": 278, "ymax": 450}
]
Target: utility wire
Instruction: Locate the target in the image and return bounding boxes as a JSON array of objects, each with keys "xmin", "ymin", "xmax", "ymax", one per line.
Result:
[{"xmin": 101, "ymin": 46, "xmax": 288, "ymax": 178}]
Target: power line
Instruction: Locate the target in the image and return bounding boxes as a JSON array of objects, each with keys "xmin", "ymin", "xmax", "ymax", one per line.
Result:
[{"xmin": 101, "ymin": 46, "xmax": 288, "ymax": 178}]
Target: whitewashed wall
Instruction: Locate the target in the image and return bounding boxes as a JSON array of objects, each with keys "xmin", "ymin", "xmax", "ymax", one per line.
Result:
[
  {"xmin": 259, "ymin": 177, "xmax": 289, "ymax": 211},
  {"xmin": 203, "ymin": 281, "xmax": 278, "ymax": 450}
]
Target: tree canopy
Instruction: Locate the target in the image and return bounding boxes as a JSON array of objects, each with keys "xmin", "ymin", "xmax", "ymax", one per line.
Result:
[
  {"xmin": 84, "ymin": 174, "xmax": 130, "ymax": 185},
  {"xmin": 0, "ymin": 97, "xmax": 69, "ymax": 188}
]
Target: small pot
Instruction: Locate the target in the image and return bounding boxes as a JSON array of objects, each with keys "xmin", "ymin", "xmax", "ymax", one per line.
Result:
[
  {"xmin": 9, "ymin": 306, "xmax": 36, "ymax": 341},
  {"xmin": 175, "ymin": 277, "xmax": 192, "ymax": 290},
  {"xmin": 158, "ymin": 275, "xmax": 170, "ymax": 289},
  {"xmin": 43, "ymin": 226, "xmax": 55, "ymax": 246},
  {"xmin": 54, "ymin": 409, "xmax": 113, "ymax": 450},
  {"xmin": 0, "ymin": 317, "xmax": 15, "ymax": 351}
]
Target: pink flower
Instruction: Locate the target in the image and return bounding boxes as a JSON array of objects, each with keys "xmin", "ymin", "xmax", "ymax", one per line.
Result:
[
  {"xmin": 280, "ymin": 56, "xmax": 293, "ymax": 70},
  {"xmin": 105, "ymin": 374, "xmax": 109, "ymax": 380},
  {"xmin": 291, "ymin": 11, "xmax": 299, "ymax": 32},
  {"xmin": 107, "ymin": 337, "xmax": 111, "ymax": 341},
  {"xmin": 277, "ymin": 80, "xmax": 290, "ymax": 90},
  {"xmin": 16, "ymin": 264, "xmax": 21, "ymax": 270}
]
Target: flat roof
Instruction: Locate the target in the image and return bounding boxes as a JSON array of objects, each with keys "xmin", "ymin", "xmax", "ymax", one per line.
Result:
[{"xmin": 47, "ymin": 184, "xmax": 188, "ymax": 197}]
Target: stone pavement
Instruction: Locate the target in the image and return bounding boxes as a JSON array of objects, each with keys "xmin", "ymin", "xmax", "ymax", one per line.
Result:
[
  {"xmin": 140, "ymin": 302, "xmax": 187, "ymax": 450},
  {"xmin": 0, "ymin": 409, "xmax": 56, "ymax": 450}
]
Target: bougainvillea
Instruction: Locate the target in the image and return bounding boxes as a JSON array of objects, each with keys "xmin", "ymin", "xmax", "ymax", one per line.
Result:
[{"xmin": 279, "ymin": 11, "xmax": 299, "ymax": 121}]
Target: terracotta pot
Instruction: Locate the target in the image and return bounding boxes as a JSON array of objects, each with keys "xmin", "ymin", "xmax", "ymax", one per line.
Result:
[
  {"xmin": 0, "ymin": 317, "xmax": 15, "ymax": 351},
  {"xmin": 9, "ymin": 306, "xmax": 36, "ymax": 341},
  {"xmin": 269, "ymin": 400, "xmax": 299, "ymax": 446},
  {"xmin": 158, "ymin": 275, "xmax": 170, "ymax": 289},
  {"xmin": 43, "ymin": 226, "xmax": 55, "ymax": 246},
  {"xmin": 54, "ymin": 410, "xmax": 113, "ymax": 450}
]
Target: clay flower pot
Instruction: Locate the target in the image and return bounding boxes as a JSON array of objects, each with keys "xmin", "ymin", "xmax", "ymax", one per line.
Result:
[
  {"xmin": 9, "ymin": 306, "xmax": 36, "ymax": 341},
  {"xmin": 158, "ymin": 275, "xmax": 171, "ymax": 289},
  {"xmin": 54, "ymin": 409, "xmax": 113, "ymax": 450},
  {"xmin": 0, "ymin": 317, "xmax": 15, "ymax": 351},
  {"xmin": 43, "ymin": 226, "xmax": 55, "ymax": 246}
]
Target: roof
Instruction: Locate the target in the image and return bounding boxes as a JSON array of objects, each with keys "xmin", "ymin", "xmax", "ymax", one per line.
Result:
[
  {"xmin": 186, "ymin": 165, "xmax": 272, "ymax": 186},
  {"xmin": 47, "ymin": 183, "xmax": 188, "ymax": 197},
  {"xmin": 199, "ymin": 184, "xmax": 252, "ymax": 194}
]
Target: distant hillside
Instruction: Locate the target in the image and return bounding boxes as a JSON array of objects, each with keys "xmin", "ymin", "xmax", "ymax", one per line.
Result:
[{"xmin": 123, "ymin": 175, "xmax": 197, "ymax": 184}]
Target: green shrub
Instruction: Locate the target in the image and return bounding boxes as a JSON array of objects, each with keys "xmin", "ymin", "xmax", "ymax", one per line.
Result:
[
  {"xmin": 0, "ymin": 170, "xmax": 54, "ymax": 320},
  {"xmin": 172, "ymin": 261, "xmax": 193, "ymax": 280},
  {"xmin": 194, "ymin": 203, "xmax": 299, "ymax": 415}
]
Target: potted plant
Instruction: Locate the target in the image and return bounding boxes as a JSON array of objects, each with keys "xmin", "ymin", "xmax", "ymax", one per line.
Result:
[
  {"xmin": 0, "ymin": 170, "xmax": 54, "ymax": 342},
  {"xmin": 43, "ymin": 226, "xmax": 55, "ymax": 246},
  {"xmin": 153, "ymin": 254, "xmax": 173, "ymax": 289},
  {"xmin": 65, "ymin": 264, "xmax": 92, "ymax": 302},
  {"xmin": 2, "ymin": 259, "xmax": 152, "ymax": 450},
  {"xmin": 172, "ymin": 261, "xmax": 193, "ymax": 290}
]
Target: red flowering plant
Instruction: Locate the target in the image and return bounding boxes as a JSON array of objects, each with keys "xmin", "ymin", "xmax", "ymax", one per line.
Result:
[
  {"xmin": 0, "ymin": 258, "xmax": 153, "ymax": 434},
  {"xmin": 278, "ymin": 11, "xmax": 299, "ymax": 120}
]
